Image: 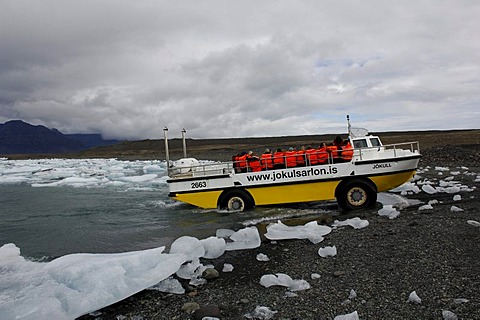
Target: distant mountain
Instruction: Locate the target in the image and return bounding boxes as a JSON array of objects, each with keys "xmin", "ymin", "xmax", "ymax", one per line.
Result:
[
  {"xmin": 0, "ymin": 120, "xmax": 121, "ymax": 155},
  {"xmin": 65, "ymin": 134, "xmax": 120, "ymax": 149}
]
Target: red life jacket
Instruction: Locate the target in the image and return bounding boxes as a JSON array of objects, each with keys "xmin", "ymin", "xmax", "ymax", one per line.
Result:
[
  {"xmin": 237, "ymin": 154, "xmax": 248, "ymax": 169},
  {"xmin": 261, "ymin": 153, "xmax": 274, "ymax": 169},
  {"xmin": 305, "ymin": 148, "xmax": 318, "ymax": 165},
  {"xmin": 317, "ymin": 147, "xmax": 328, "ymax": 164},
  {"xmin": 296, "ymin": 150, "xmax": 306, "ymax": 166},
  {"xmin": 248, "ymin": 156, "xmax": 262, "ymax": 172},
  {"xmin": 327, "ymin": 145, "xmax": 340, "ymax": 159},
  {"xmin": 285, "ymin": 150, "xmax": 297, "ymax": 168},
  {"xmin": 342, "ymin": 141, "xmax": 353, "ymax": 161},
  {"xmin": 273, "ymin": 151, "xmax": 285, "ymax": 166}
]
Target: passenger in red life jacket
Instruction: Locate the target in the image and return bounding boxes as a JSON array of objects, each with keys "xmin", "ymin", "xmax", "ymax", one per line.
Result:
[
  {"xmin": 296, "ymin": 146, "xmax": 306, "ymax": 167},
  {"xmin": 285, "ymin": 147, "xmax": 297, "ymax": 168},
  {"xmin": 305, "ymin": 146, "xmax": 318, "ymax": 166},
  {"xmin": 342, "ymin": 140, "xmax": 354, "ymax": 162},
  {"xmin": 260, "ymin": 148, "xmax": 274, "ymax": 170},
  {"xmin": 329, "ymin": 136, "xmax": 344, "ymax": 162},
  {"xmin": 237, "ymin": 152, "xmax": 248, "ymax": 172},
  {"xmin": 273, "ymin": 148, "xmax": 285, "ymax": 169},
  {"xmin": 317, "ymin": 143, "xmax": 328, "ymax": 164},
  {"xmin": 247, "ymin": 151, "xmax": 262, "ymax": 172},
  {"xmin": 233, "ymin": 154, "xmax": 240, "ymax": 172}
]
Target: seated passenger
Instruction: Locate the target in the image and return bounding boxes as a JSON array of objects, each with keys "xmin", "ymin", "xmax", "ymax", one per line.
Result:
[
  {"xmin": 285, "ymin": 147, "xmax": 297, "ymax": 168},
  {"xmin": 261, "ymin": 148, "xmax": 274, "ymax": 170},
  {"xmin": 273, "ymin": 148, "xmax": 286, "ymax": 169},
  {"xmin": 247, "ymin": 151, "xmax": 262, "ymax": 172},
  {"xmin": 341, "ymin": 140, "xmax": 354, "ymax": 162},
  {"xmin": 331, "ymin": 136, "xmax": 343, "ymax": 161},
  {"xmin": 296, "ymin": 146, "xmax": 306, "ymax": 167},
  {"xmin": 305, "ymin": 146, "xmax": 318, "ymax": 166},
  {"xmin": 317, "ymin": 143, "xmax": 328, "ymax": 164},
  {"xmin": 237, "ymin": 152, "xmax": 248, "ymax": 172}
]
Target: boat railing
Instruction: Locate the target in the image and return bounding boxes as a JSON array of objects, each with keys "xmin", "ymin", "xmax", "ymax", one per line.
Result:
[
  {"xmin": 169, "ymin": 161, "xmax": 234, "ymax": 179},
  {"xmin": 168, "ymin": 141, "xmax": 420, "ymax": 179},
  {"xmin": 383, "ymin": 141, "xmax": 420, "ymax": 157},
  {"xmin": 356, "ymin": 141, "xmax": 420, "ymax": 160}
]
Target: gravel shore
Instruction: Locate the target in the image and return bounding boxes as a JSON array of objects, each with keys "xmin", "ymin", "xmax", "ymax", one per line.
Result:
[{"xmin": 80, "ymin": 145, "xmax": 480, "ymax": 320}]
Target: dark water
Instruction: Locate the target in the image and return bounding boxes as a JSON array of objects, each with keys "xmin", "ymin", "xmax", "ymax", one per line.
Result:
[{"xmin": 0, "ymin": 184, "xmax": 331, "ymax": 259}]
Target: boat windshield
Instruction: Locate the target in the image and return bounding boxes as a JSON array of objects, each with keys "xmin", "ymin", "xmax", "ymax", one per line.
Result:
[
  {"xmin": 353, "ymin": 139, "xmax": 368, "ymax": 148},
  {"xmin": 370, "ymin": 138, "xmax": 381, "ymax": 147}
]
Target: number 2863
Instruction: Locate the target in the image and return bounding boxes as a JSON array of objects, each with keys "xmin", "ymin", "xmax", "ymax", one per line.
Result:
[{"xmin": 191, "ymin": 181, "xmax": 207, "ymax": 189}]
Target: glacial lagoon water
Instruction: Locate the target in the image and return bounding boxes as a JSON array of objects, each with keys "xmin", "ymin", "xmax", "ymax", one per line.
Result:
[{"xmin": 0, "ymin": 158, "xmax": 333, "ymax": 259}]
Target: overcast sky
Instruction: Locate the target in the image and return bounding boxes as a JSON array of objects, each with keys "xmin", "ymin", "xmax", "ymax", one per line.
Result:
[{"xmin": 1, "ymin": 0, "xmax": 479, "ymax": 140}]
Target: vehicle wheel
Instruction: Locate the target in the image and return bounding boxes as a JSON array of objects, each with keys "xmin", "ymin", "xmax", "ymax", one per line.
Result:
[
  {"xmin": 336, "ymin": 179, "xmax": 377, "ymax": 212},
  {"xmin": 219, "ymin": 190, "xmax": 254, "ymax": 212}
]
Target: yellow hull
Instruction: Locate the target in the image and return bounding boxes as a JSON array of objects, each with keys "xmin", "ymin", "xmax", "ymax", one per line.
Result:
[{"xmin": 172, "ymin": 169, "xmax": 416, "ymax": 209}]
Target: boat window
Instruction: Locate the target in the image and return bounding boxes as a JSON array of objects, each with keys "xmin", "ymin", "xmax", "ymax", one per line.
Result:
[
  {"xmin": 353, "ymin": 139, "xmax": 368, "ymax": 148},
  {"xmin": 370, "ymin": 138, "xmax": 381, "ymax": 147}
]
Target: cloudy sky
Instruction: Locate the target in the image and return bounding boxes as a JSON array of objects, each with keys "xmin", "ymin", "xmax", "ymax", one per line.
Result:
[{"xmin": 1, "ymin": 0, "xmax": 479, "ymax": 140}]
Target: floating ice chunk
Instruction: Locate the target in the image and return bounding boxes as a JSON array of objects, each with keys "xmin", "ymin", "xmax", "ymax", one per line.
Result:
[
  {"xmin": 450, "ymin": 171, "xmax": 461, "ymax": 175},
  {"xmin": 435, "ymin": 166, "xmax": 450, "ymax": 171},
  {"xmin": 222, "ymin": 263, "xmax": 234, "ymax": 272},
  {"xmin": 311, "ymin": 273, "xmax": 321, "ymax": 279},
  {"xmin": 422, "ymin": 184, "xmax": 438, "ymax": 194},
  {"xmin": 118, "ymin": 174, "xmax": 158, "ymax": 183},
  {"xmin": 244, "ymin": 306, "xmax": 278, "ymax": 319},
  {"xmin": 143, "ymin": 165, "xmax": 164, "ymax": 173},
  {"xmin": 442, "ymin": 310, "xmax": 458, "ymax": 320},
  {"xmin": 260, "ymin": 273, "xmax": 310, "ymax": 291},
  {"xmin": 467, "ymin": 220, "xmax": 480, "ymax": 227},
  {"xmin": 200, "ymin": 236, "xmax": 226, "ymax": 259},
  {"xmin": 419, "ymin": 204, "xmax": 434, "ymax": 211},
  {"xmin": 428, "ymin": 199, "xmax": 439, "ymax": 205},
  {"xmin": 0, "ymin": 243, "xmax": 187, "ymax": 320},
  {"xmin": 225, "ymin": 227, "xmax": 261, "ymax": 251},
  {"xmin": 265, "ymin": 220, "xmax": 332, "ymax": 244},
  {"xmin": 256, "ymin": 253, "xmax": 270, "ymax": 261},
  {"xmin": 408, "ymin": 291, "xmax": 422, "ymax": 303},
  {"xmin": 378, "ymin": 205, "xmax": 400, "ymax": 219},
  {"xmin": 149, "ymin": 277, "xmax": 185, "ymax": 294},
  {"xmin": 169, "ymin": 236, "xmax": 205, "ymax": 261},
  {"xmin": 318, "ymin": 245, "xmax": 337, "ymax": 257},
  {"xmin": 450, "ymin": 206, "xmax": 464, "ymax": 212},
  {"xmin": 453, "ymin": 195, "xmax": 461, "ymax": 201},
  {"xmin": 334, "ymin": 311, "xmax": 359, "ymax": 320},
  {"xmin": 332, "ymin": 217, "xmax": 369, "ymax": 229}
]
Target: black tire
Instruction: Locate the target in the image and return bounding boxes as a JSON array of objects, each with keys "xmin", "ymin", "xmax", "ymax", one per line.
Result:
[
  {"xmin": 336, "ymin": 179, "xmax": 377, "ymax": 212},
  {"xmin": 218, "ymin": 189, "xmax": 254, "ymax": 212}
]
